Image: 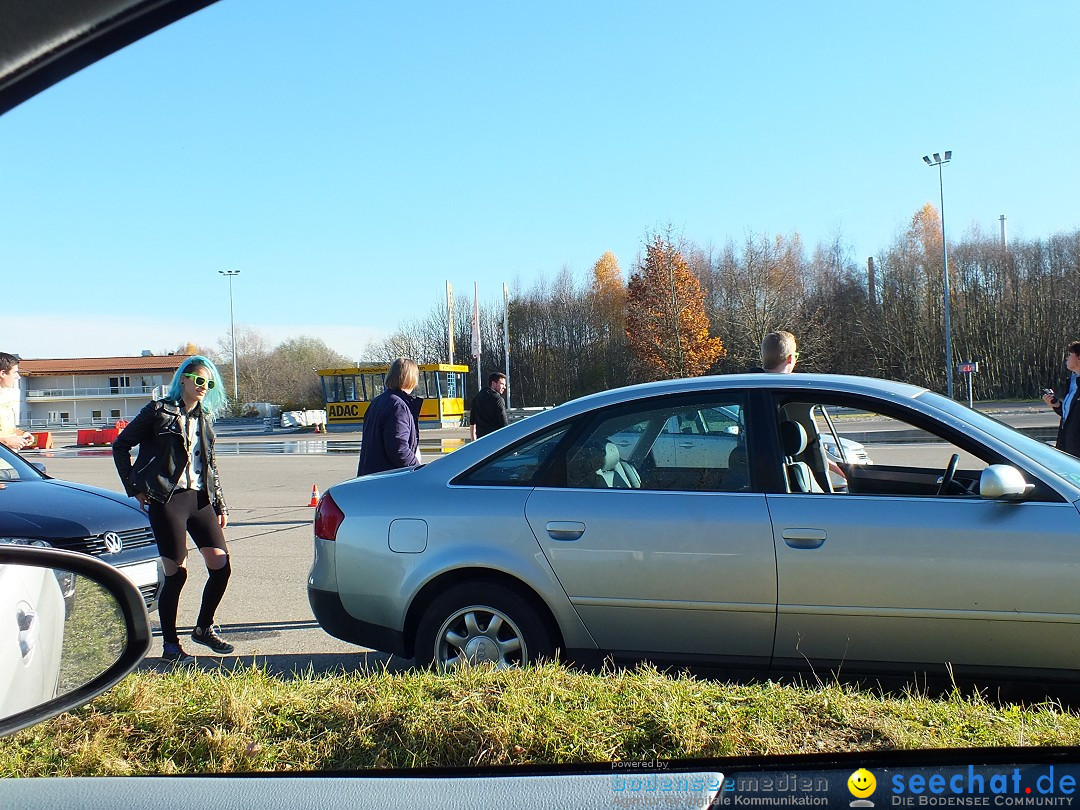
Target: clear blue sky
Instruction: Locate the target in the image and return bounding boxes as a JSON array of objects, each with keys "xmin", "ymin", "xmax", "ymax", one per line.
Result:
[{"xmin": 3, "ymin": 0, "xmax": 1078, "ymax": 359}]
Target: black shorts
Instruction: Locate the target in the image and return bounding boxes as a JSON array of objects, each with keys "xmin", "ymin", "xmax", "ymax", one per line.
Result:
[{"xmin": 147, "ymin": 488, "xmax": 227, "ymax": 562}]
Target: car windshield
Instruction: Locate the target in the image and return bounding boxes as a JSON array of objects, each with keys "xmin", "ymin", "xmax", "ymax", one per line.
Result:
[
  {"xmin": 924, "ymin": 392, "xmax": 1080, "ymax": 489},
  {"xmin": 5, "ymin": 0, "xmax": 1080, "ymax": 801},
  {"xmin": 0, "ymin": 444, "xmax": 44, "ymax": 482}
]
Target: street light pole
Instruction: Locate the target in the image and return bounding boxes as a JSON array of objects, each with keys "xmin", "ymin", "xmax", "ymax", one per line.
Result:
[
  {"xmin": 922, "ymin": 151, "xmax": 954, "ymax": 398},
  {"xmin": 219, "ymin": 270, "xmax": 241, "ymax": 402}
]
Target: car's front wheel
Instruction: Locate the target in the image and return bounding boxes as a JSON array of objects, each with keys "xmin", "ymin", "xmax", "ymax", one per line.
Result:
[{"xmin": 415, "ymin": 582, "xmax": 553, "ymax": 670}]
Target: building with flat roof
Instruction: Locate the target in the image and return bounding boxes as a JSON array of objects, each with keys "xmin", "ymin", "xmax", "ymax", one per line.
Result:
[{"xmin": 17, "ymin": 355, "xmax": 192, "ymax": 428}]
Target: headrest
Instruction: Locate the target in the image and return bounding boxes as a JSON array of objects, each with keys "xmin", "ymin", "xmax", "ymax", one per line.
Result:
[
  {"xmin": 601, "ymin": 442, "xmax": 621, "ymax": 472},
  {"xmin": 779, "ymin": 420, "xmax": 807, "ymax": 456}
]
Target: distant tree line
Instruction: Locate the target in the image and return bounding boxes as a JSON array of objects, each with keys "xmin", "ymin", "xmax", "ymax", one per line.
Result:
[{"xmin": 366, "ymin": 208, "xmax": 1080, "ymax": 406}]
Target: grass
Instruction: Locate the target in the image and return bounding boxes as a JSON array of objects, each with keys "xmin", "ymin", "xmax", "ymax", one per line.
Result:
[
  {"xmin": 3, "ymin": 663, "xmax": 1080, "ymax": 777},
  {"xmin": 57, "ymin": 573, "xmax": 126, "ymax": 694}
]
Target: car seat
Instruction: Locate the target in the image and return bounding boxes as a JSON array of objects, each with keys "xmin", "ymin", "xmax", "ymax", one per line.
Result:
[
  {"xmin": 567, "ymin": 442, "xmax": 607, "ymax": 488},
  {"xmin": 725, "ymin": 443, "xmax": 750, "ymax": 491},
  {"xmin": 597, "ymin": 441, "xmax": 641, "ymax": 489},
  {"xmin": 779, "ymin": 420, "xmax": 823, "ymax": 494}
]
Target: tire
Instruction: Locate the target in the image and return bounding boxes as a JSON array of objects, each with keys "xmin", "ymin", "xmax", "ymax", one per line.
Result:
[{"xmin": 415, "ymin": 582, "xmax": 554, "ymax": 670}]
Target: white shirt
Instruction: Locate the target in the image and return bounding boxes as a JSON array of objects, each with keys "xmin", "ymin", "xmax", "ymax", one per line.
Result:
[{"xmin": 177, "ymin": 405, "xmax": 205, "ymax": 492}]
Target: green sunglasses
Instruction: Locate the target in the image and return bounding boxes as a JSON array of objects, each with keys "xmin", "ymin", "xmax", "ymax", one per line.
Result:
[{"xmin": 182, "ymin": 373, "xmax": 216, "ymax": 389}]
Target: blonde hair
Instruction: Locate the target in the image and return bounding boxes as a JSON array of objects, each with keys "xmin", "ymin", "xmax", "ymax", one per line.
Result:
[
  {"xmin": 761, "ymin": 331, "xmax": 797, "ymax": 370},
  {"xmin": 384, "ymin": 358, "xmax": 420, "ymax": 392}
]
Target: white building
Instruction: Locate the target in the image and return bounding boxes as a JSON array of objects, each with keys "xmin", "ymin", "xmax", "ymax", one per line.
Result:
[{"xmin": 18, "ymin": 355, "xmax": 192, "ymax": 428}]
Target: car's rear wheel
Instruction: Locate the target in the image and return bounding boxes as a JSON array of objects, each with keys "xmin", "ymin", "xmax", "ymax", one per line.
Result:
[{"xmin": 415, "ymin": 582, "xmax": 553, "ymax": 670}]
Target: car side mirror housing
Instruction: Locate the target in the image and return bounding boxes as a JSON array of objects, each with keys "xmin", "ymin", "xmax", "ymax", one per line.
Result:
[
  {"xmin": 0, "ymin": 545, "xmax": 151, "ymax": 737},
  {"xmin": 979, "ymin": 464, "xmax": 1033, "ymax": 500}
]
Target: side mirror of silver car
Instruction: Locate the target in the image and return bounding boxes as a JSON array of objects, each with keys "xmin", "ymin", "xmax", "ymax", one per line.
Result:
[
  {"xmin": 0, "ymin": 545, "xmax": 151, "ymax": 737},
  {"xmin": 979, "ymin": 464, "xmax": 1033, "ymax": 500}
]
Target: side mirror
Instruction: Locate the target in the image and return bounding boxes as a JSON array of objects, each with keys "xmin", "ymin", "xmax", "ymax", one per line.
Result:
[
  {"xmin": 979, "ymin": 464, "xmax": 1033, "ymax": 500},
  {"xmin": 0, "ymin": 545, "xmax": 151, "ymax": 737}
]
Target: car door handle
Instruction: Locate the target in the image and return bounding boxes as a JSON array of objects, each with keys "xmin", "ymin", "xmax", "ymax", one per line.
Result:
[
  {"xmin": 677, "ymin": 441, "xmax": 697, "ymax": 448},
  {"xmin": 781, "ymin": 528, "xmax": 827, "ymax": 549},
  {"xmin": 545, "ymin": 521, "xmax": 586, "ymax": 541}
]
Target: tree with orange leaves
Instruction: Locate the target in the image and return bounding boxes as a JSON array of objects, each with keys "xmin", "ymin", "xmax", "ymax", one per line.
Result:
[{"xmin": 626, "ymin": 234, "xmax": 724, "ymax": 381}]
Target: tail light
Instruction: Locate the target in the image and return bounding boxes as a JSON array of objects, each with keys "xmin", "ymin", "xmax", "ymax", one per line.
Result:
[{"xmin": 313, "ymin": 491, "xmax": 345, "ymax": 541}]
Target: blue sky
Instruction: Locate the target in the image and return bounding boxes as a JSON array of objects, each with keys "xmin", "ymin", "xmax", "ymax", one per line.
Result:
[{"xmin": 3, "ymin": 0, "xmax": 1078, "ymax": 359}]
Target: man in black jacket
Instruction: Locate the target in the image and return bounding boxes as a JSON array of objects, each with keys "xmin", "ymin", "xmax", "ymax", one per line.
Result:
[
  {"xmin": 1043, "ymin": 340, "xmax": 1080, "ymax": 457},
  {"xmin": 470, "ymin": 372, "xmax": 509, "ymax": 440}
]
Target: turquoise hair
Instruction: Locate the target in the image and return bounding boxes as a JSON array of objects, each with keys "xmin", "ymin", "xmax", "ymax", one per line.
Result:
[{"xmin": 166, "ymin": 355, "xmax": 229, "ymax": 419}]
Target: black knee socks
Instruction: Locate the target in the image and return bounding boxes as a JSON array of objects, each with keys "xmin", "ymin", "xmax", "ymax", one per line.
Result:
[
  {"xmin": 159, "ymin": 567, "xmax": 188, "ymax": 644},
  {"xmin": 196, "ymin": 556, "xmax": 231, "ymax": 630}
]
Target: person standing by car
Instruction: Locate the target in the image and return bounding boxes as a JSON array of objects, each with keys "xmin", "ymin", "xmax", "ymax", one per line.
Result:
[
  {"xmin": 750, "ymin": 331, "xmax": 845, "ymax": 480},
  {"xmin": 469, "ymin": 372, "xmax": 509, "ymax": 440},
  {"xmin": 0, "ymin": 353, "xmax": 34, "ymax": 452},
  {"xmin": 1042, "ymin": 340, "xmax": 1080, "ymax": 457},
  {"xmin": 112, "ymin": 356, "xmax": 233, "ymax": 662},
  {"xmin": 747, "ymin": 331, "xmax": 799, "ymax": 374},
  {"xmin": 357, "ymin": 358, "xmax": 424, "ymax": 476}
]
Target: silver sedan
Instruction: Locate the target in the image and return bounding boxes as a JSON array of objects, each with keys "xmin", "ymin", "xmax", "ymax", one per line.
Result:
[{"xmin": 309, "ymin": 373, "xmax": 1080, "ymax": 681}]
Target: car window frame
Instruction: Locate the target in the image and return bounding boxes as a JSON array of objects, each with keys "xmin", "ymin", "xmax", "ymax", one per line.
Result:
[
  {"xmin": 765, "ymin": 389, "xmax": 1068, "ymax": 503},
  {"xmin": 539, "ymin": 389, "xmax": 769, "ymax": 494}
]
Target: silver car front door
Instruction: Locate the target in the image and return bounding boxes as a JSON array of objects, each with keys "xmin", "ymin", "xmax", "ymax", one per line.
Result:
[{"xmin": 767, "ymin": 490, "xmax": 1080, "ymax": 674}]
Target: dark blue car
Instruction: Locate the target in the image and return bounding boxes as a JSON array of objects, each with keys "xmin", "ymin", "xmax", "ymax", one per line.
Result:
[{"xmin": 0, "ymin": 444, "xmax": 160, "ymax": 613}]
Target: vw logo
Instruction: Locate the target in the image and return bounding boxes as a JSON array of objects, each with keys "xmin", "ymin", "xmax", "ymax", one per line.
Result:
[{"xmin": 102, "ymin": 532, "xmax": 123, "ymax": 554}]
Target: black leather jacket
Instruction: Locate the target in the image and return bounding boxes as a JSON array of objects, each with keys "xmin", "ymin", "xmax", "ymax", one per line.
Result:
[{"xmin": 112, "ymin": 399, "xmax": 228, "ymax": 515}]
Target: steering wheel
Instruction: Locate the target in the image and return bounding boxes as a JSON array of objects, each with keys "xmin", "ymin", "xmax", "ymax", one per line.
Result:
[{"xmin": 937, "ymin": 453, "xmax": 959, "ymax": 496}]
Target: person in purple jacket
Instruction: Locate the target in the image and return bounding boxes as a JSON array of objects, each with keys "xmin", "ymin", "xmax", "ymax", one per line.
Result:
[{"xmin": 357, "ymin": 358, "xmax": 425, "ymax": 476}]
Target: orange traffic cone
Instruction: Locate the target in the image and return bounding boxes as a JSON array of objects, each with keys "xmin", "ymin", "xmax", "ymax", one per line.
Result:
[{"xmin": 308, "ymin": 484, "xmax": 320, "ymax": 507}]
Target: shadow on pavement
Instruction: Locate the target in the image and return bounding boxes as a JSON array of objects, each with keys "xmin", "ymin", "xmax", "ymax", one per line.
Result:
[{"xmin": 140, "ymin": 650, "xmax": 415, "ymax": 678}]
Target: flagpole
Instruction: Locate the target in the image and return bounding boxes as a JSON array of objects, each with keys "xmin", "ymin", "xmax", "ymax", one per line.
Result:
[
  {"xmin": 471, "ymin": 281, "xmax": 481, "ymax": 395},
  {"xmin": 502, "ymin": 282, "xmax": 510, "ymax": 410},
  {"xmin": 446, "ymin": 281, "xmax": 455, "ymax": 364}
]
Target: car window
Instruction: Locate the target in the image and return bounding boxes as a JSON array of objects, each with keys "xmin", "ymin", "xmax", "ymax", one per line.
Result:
[
  {"xmin": 563, "ymin": 395, "xmax": 750, "ymax": 492},
  {"xmin": 778, "ymin": 399, "xmax": 998, "ymax": 497},
  {"xmin": 458, "ymin": 425, "xmax": 570, "ymax": 486},
  {"xmin": 0, "ymin": 447, "xmax": 40, "ymax": 482}
]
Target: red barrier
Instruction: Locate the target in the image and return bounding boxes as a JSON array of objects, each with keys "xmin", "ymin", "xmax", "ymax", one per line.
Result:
[
  {"xmin": 77, "ymin": 428, "xmax": 120, "ymax": 446},
  {"xmin": 97, "ymin": 427, "xmax": 120, "ymax": 444}
]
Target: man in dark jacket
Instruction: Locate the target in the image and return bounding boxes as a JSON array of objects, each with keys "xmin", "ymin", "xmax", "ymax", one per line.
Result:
[
  {"xmin": 1043, "ymin": 340, "xmax": 1080, "ymax": 457},
  {"xmin": 470, "ymin": 372, "xmax": 509, "ymax": 440}
]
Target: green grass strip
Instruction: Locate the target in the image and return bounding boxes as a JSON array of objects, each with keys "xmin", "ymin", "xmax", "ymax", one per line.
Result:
[{"xmin": 3, "ymin": 663, "xmax": 1079, "ymax": 776}]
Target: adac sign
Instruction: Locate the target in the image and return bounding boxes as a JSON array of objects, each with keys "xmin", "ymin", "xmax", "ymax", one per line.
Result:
[{"xmin": 327, "ymin": 403, "xmax": 364, "ymax": 421}]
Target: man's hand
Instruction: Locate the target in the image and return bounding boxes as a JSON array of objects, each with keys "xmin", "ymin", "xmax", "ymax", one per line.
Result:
[{"xmin": 0, "ymin": 432, "xmax": 32, "ymax": 451}]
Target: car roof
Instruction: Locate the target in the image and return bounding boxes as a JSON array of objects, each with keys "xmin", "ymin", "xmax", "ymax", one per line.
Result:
[
  {"xmin": 562, "ymin": 373, "xmax": 929, "ymax": 414},
  {"xmin": 0, "ymin": 0, "xmax": 217, "ymax": 116}
]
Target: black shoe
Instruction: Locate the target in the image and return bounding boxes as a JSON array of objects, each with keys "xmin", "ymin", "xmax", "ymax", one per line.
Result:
[
  {"xmin": 190, "ymin": 625, "xmax": 234, "ymax": 654},
  {"xmin": 162, "ymin": 642, "xmax": 194, "ymax": 663}
]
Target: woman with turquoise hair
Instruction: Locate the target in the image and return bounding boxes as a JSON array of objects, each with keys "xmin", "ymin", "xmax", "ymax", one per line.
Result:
[{"xmin": 113, "ymin": 355, "xmax": 235, "ymax": 662}]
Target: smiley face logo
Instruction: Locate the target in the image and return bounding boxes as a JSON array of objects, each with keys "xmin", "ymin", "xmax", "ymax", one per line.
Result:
[{"xmin": 848, "ymin": 768, "xmax": 876, "ymax": 798}]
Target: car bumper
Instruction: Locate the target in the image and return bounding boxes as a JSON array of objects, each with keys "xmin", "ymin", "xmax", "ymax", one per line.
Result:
[
  {"xmin": 117, "ymin": 559, "xmax": 162, "ymax": 613},
  {"xmin": 308, "ymin": 586, "xmax": 407, "ymax": 657}
]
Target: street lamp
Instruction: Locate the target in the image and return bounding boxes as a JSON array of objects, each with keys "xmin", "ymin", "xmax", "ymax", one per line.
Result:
[
  {"xmin": 219, "ymin": 269, "xmax": 240, "ymax": 402},
  {"xmin": 922, "ymin": 150, "xmax": 954, "ymax": 398}
]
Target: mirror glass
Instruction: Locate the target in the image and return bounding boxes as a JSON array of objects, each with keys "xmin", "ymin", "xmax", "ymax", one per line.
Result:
[{"xmin": 0, "ymin": 563, "xmax": 128, "ymax": 722}]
